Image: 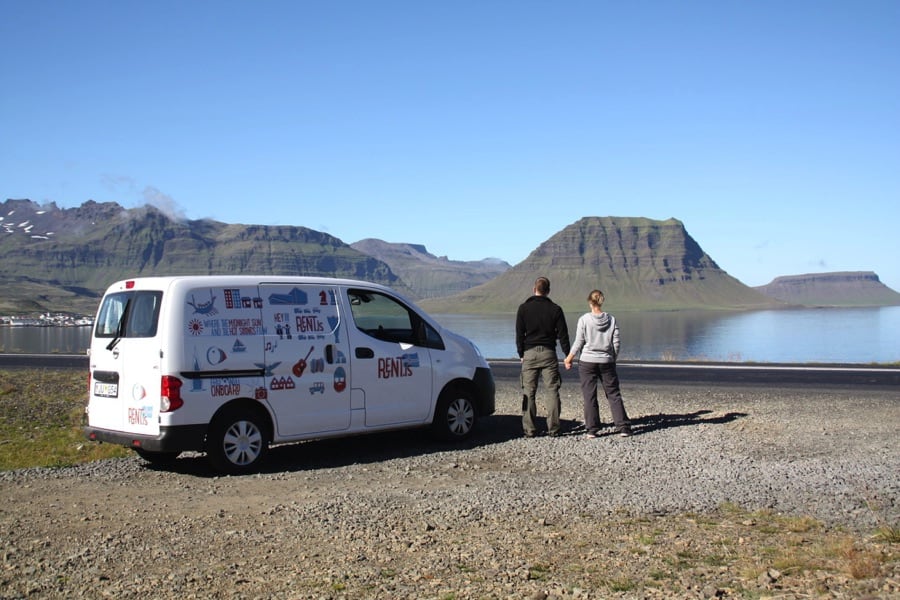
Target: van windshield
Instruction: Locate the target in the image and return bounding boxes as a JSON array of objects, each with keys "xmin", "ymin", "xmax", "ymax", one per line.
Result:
[{"xmin": 94, "ymin": 291, "xmax": 163, "ymax": 338}]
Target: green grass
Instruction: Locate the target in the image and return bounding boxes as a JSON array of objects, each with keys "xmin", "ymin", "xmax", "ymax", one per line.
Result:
[{"xmin": 0, "ymin": 369, "xmax": 130, "ymax": 470}]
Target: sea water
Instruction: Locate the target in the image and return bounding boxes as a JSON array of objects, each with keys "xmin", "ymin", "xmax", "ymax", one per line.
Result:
[{"xmin": 2, "ymin": 306, "xmax": 898, "ymax": 364}]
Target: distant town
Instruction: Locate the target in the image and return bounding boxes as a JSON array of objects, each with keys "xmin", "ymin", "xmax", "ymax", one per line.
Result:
[{"xmin": 0, "ymin": 313, "xmax": 94, "ymax": 327}]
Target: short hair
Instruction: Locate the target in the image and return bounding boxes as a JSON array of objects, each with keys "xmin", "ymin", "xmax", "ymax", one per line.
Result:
[
  {"xmin": 588, "ymin": 289, "xmax": 605, "ymax": 307},
  {"xmin": 534, "ymin": 277, "xmax": 550, "ymax": 295}
]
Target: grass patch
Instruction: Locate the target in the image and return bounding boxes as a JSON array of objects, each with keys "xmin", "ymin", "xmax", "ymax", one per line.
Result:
[
  {"xmin": 527, "ymin": 563, "xmax": 551, "ymax": 581},
  {"xmin": 0, "ymin": 369, "xmax": 130, "ymax": 470}
]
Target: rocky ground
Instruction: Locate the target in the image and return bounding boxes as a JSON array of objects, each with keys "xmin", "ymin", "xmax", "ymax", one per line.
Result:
[{"xmin": 1, "ymin": 377, "xmax": 898, "ymax": 599}]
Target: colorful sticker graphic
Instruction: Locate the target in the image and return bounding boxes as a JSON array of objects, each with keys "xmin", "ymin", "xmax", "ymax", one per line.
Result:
[
  {"xmin": 187, "ymin": 290, "xmax": 219, "ymax": 315},
  {"xmin": 270, "ymin": 376, "xmax": 297, "ymax": 390},
  {"xmin": 254, "ymin": 362, "xmax": 282, "ymax": 377},
  {"xmin": 334, "ymin": 367, "xmax": 347, "ymax": 392},
  {"xmin": 268, "ymin": 288, "xmax": 309, "ymax": 305},
  {"xmin": 207, "ymin": 347, "xmax": 228, "ymax": 365},
  {"xmin": 327, "ymin": 316, "xmax": 341, "ymax": 342},
  {"xmin": 191, "ymin": 352, "xmax": 205, "ymax": 392},
  {"xmin": 223, "ymin": 288, "xmax": 241, "ymax": 309},
  {"xmin": 292, "ymin": 347, "xmax": 315, "ymax": 377}
]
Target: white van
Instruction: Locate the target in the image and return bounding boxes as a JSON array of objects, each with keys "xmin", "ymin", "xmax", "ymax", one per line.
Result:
[{"xmin": 85, "ymin": 276, "xmax": 495, "ymax": 474}]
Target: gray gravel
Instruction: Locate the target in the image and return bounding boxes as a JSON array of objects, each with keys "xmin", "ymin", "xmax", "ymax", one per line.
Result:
[{"xmin": 1, "ymin": 378, "xmax": 898, "ymax": 598}]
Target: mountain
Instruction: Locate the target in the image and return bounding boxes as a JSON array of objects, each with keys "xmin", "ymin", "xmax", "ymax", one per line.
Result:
[
  {"xmin": 350, "ymin": 239, "xmax": 510, "ymax": 299},
  {"xmin": 6, "ymin": 200, "xmax": 894, "ymax": 318},
  {"xmin": 754, "ymin": 272, "xmax": 900, "ymax": 307},
  {"xmin": 0, "ymin": 199, "xmax": 407, "ymax": 315},
  {"xmin": 419, "ymin": 216, "xmax": 783, "ymax": 313}
]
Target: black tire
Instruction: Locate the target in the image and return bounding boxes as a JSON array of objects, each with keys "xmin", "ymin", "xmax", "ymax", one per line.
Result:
[
  {"xmin": 431, "ymin": 388, "xmax": 477, "ymax": 441},
  {"xmin": 133, "ymin": 448, "xmax": 181, "ymax": 465},
  {"xmin": 207, "ymin": 409, "xmax": 270, "ymax": 475}
]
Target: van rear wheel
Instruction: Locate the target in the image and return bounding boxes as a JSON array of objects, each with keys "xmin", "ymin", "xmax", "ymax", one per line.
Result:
[
  {"xmin": 207, "ymin": 410, "xmax": 269, "ymax": 474},
  {"xmin": 432, "ymin": 389, "xmax": 477, "ymax": 441}
]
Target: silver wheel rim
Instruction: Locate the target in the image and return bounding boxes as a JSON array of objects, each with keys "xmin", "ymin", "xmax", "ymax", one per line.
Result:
[
  {"xmin": 446, "ymin": 397, "xmax": 475, "ymax": 435},
  {"xmin": 222, "ymin": 420, "xmax": 263, "ymax": 466}
]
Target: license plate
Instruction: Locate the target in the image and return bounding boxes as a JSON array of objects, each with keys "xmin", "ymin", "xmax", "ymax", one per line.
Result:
[{"xmin": 94, "ymin": 382, "xmax": 119, "ymax": 398}]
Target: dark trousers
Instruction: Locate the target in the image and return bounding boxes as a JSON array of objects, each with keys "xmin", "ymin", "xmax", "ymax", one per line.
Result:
[
  {"xmin": 578, "ymin": 361, "xmax": 629, "ymax": 433},
  {"xmin": 521, "ymin": 346, "xmax": 562, "ymax": 435}
]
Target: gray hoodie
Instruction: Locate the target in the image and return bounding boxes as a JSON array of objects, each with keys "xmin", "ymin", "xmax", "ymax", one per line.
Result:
[{"xmin": 570, "ymin": 312, "xmax": 620, "ymax": 364}]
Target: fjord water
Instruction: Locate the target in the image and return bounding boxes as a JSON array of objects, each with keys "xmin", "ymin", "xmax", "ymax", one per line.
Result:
[
  {"xmin": 2, "ymin": 306, "xmax": 899, "ymax": 364},
  {"xmin": 435, "ymin": 306, "xmax": 900, "ymax": 364}
]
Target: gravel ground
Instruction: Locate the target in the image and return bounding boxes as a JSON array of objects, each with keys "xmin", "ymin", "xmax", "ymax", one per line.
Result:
[{"xmin": 1, "ymin": 377, "xmax": 898, "ymax": 599}]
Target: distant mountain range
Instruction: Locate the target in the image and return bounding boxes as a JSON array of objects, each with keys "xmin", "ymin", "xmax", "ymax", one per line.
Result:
[
  {"xmin": 350, "ymin": 239, "xmax": 510, "ymax": 299},
  {"xmin": 1, "ymin": 199, "xmax": 897, "ymax": 315},
  {"xmin": 753, "ymin": 272, "xmax": 900, "ymax": 307}
]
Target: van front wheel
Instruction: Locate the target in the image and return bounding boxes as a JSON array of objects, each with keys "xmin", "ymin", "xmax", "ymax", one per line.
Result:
[
  {"xmin": 432, "ymin": 389, "xmax": 477, "ymax": 441},
  {"xmin": 208, "ymin": 410, "xmax": 269, "ymax": 474}
]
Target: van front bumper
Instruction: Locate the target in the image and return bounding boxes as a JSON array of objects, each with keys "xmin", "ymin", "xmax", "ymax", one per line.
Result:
[
  {"xmin": 84, "ymin": 425, "xmax": 208, "ymax": 453},
  {"xmin": 473, "ymin": 366, "xmax": 496, "ymax": 416}
]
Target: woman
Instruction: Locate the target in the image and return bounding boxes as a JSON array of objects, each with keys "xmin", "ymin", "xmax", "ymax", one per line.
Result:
[{"xmin": 563, "ymin": 289, "xmax": 633, "ymax": 438}]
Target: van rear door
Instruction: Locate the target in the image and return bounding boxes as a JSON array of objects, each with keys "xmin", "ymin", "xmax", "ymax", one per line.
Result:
[{"xmin": 88, "ymin": 288, "xmax": 163, "ymax": 436}]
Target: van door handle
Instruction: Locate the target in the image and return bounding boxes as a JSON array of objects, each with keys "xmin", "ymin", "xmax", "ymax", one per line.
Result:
[{"xmin": 355, "ymin": 347, "xmax": 374, "ymax": 359}]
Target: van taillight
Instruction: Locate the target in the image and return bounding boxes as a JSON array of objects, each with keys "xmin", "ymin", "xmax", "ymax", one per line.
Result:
[{"xmin": 160, "ymin": 376, "xmax": 184, "ymax": 412}]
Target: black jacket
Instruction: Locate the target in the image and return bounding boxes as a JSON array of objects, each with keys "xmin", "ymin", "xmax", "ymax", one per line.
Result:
[{"xmin": 515, "ymin": 295, "xmax": 571, "ymax": 358}]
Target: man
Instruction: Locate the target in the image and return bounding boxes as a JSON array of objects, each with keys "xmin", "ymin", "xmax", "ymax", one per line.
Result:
[{"xmin": 515, "ymin": 276, "xmax": 571, "ymax": 437}]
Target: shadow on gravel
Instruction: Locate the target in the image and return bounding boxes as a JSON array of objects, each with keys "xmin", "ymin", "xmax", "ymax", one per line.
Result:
[
  {"xmin": 625, "ymin": 409, "xmax": 748, "ymax": 437},
  {"xmin": 146, "ymin": 411, "xmax": 748, "ymax": 476},
  {"xmin": 149, "ymin": 414, "xmax": 529, "ymax": 478}
]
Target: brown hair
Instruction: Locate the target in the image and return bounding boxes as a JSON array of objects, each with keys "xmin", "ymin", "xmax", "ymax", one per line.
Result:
[
  {"xmin": 534, "ymin": 277, "xmax": 550, "ymax": 295},
  {"xmin": 587, "ymin": 289, "xmax": 605, "ymax": 308}
]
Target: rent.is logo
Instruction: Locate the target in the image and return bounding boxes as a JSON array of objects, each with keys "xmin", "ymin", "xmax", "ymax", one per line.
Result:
[{"xmin": 377, "ymin": 353, "xmax": 419, "ymax": 379}]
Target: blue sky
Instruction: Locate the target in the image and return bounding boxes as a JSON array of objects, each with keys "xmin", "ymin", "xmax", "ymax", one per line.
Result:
[{"xmin": 2, "ymin": 1, "xmax": 898, "ymax": 290}]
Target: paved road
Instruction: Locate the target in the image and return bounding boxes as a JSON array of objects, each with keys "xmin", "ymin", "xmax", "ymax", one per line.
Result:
[
  {"xmin": 2, "ymin": 353, "xmax": 898, "ymax": 390},
  {"xmin": 490, "ymin": 359, "xmax": 900, "ymax": 390}
]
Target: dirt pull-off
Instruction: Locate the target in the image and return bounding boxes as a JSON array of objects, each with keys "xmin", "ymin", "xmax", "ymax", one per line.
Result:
[{"xmin": 1, "ymin": 380, "xmax": 898, "ymax": 598}]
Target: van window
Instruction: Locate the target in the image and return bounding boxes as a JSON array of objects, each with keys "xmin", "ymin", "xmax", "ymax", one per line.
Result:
[
  {"xmin": 94, "ymin": 291, "xmax": 163, "ymax": 338},
  {"xmin": 347, "ymin": 289, "xmax": 444, "ymax": 350}
]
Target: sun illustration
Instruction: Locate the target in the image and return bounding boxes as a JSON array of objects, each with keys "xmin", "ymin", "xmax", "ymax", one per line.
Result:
[{"xmin": 188, "ymin": 319, "xmax": 204, "ymax": 335}]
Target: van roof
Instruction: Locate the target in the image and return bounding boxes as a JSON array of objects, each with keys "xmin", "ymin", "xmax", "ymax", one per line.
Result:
[{"xmin": 104, "ymin": 275, "xmax": 400, "ymax": 295}]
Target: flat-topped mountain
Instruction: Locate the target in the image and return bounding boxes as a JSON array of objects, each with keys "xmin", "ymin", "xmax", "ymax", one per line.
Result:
[
  {"xmin": 420, "ymin": 216, "xmax": 782, "ymax": 313},
  {"xmin": 350, "ymin": 239, "xmax": 510, "ymax": 299},
  {"xmin": 754, "ymin": 272, "xmax": 900, "ymax": 307}
]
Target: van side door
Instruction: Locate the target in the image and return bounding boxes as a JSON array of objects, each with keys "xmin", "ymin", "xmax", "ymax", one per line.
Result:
[{"xmin": 260, "ymin": 284, "xmax": 351, "ymax": 436}]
